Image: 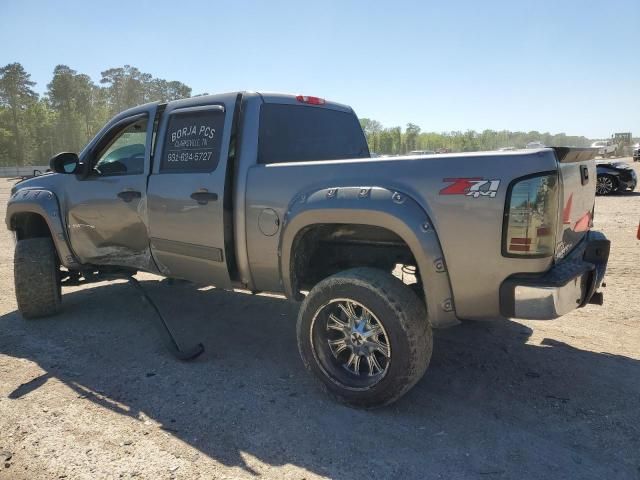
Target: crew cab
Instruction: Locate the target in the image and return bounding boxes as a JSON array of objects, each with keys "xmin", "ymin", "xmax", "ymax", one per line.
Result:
[{"xmin": 6, "ymin": 92, "xmax": 610, "ymax": 407}]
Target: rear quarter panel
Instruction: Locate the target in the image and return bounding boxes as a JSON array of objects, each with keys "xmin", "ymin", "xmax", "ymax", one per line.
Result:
[{"xmin": 245, "ymin": 149, "xmax": 559, "ymax": 320}]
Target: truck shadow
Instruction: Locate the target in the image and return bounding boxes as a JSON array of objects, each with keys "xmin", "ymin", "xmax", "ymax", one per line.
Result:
[{"xmin": 1, "ymin": 279, "xmax": 639, "ymax": 479}]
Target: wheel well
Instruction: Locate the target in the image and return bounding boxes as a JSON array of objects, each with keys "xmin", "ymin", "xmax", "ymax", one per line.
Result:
[
  {"xmin": 290, "ymin": 223, "xmax": 421, "ymax": 295},
  {"xmin": 11, "ymin": 212, "xmax": 53, "ymax": 241}
]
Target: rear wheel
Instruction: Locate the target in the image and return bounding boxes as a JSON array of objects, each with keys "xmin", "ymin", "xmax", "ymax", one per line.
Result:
[
  {"xmin": 596, "ymin": 174, "xmax": 617, "ymax": 196},
  {"xmin": 14, "ymin": 238, "xmax": 62, "ymax": 319},
  {"xmin": 297, "ymin": 267, "xmax": 432, "ymax": 408}
]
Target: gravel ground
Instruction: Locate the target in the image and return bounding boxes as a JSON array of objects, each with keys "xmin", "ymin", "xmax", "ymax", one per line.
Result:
[{"xmin": 1, "ymin": 158, "xmax": 639, "ymax": 479}]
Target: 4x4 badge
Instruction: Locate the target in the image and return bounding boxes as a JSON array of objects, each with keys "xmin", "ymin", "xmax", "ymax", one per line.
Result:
[{"xmin": 440, "ymin": 178, "xmax": 501, "ymax": 198}]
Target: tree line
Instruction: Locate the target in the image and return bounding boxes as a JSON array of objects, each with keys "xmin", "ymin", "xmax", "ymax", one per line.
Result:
[
  {"xmin": 1, "ymin": 62, "xmax": 597, "ymax": 167},
  {"xmin": 0, "ymin": 63, "xmax": 191, "ymax": 166},
  {"xmin": 359, "ymin": 119, "xmax": 593, "ymax": 155}
]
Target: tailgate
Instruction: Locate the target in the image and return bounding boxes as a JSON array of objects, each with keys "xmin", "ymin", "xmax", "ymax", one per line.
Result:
[{"xmin": 552, "ymin": 147, "xmax": 598, "ymax": 260}]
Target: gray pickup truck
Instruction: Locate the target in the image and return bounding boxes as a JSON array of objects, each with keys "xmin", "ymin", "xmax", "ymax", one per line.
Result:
[{"xmin": 6, "ymin": 92, "xmax": 610, "ymax": 407}]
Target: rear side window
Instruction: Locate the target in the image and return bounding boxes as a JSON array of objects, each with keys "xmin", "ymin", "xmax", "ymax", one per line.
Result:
[
  {"xmin": 258, "ymin": 104, "xmax": 369, "ymax": 164},
  {"xmin": 160, "ymin": 107, "xmax": 225, "ymax": 173}
]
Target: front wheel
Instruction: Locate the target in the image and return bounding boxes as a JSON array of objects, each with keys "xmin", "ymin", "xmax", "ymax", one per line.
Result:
[
  {"xmin": 296, "ymin": 268, "xmax": 432, "ymax": 408},
  {"xmin": 596, "ymin": 174, "xmax": 617, "ymax": 196},
  {"xmin": 14, "ymin": 238, "xmax": 62, "ymax": 319}
]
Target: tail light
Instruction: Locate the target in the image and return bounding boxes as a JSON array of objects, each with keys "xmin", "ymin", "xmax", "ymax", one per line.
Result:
[{"xmin": 503, "ymin": 173, "xmax": 559, "ymax": 257}]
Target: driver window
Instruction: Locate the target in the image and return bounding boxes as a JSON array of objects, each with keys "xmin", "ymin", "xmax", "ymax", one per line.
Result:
[{"xmin": 94, "ymin": 117, "xmax": 148, "ymax": 176}]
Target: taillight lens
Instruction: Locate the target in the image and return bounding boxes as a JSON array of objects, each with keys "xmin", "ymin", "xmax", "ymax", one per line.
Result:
[{"xmin": 503, "ymin": 173, "xmax": 558, "ymax": 257}]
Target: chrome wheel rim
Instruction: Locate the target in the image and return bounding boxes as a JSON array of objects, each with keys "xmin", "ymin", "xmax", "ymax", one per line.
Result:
[
  {"xmin": 596, "ymin": 176, "xmax": 613, "ymax": 195},
  {"xmin": 310, "ymin": 299, "xmax": 391, "ymax": 390}
]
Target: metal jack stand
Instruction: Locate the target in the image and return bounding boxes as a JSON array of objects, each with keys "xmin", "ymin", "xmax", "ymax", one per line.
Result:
[{"xmin": 128, "ymin": 276, "xmax": 204, "ymax": 361}]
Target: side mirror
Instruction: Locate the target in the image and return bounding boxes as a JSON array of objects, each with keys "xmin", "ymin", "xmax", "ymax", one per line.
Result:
[{"xmin": 50, "ymin": 152, "xmax": 80, "ymax": 174}]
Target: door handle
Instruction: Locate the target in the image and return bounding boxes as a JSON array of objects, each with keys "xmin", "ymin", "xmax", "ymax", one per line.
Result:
[
  {"xmin": 190, "ymin": 191, "xmax": 218, "ymax": 205},
  {"xmin": 580, "ymin": 165, "xmax": 589, "ymax": 185},
  {"xmin": 117, "ymin": 190, "xmax": 142, "ymax": 203}
]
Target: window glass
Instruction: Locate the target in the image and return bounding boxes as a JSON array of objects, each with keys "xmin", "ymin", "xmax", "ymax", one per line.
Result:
[
  {"xmin": 94, "ymin": 117, "xmax": 148, "ymax": 175},
  {"xmin": 258, "ymin": 104, "xmax": 369, "ymax": 164},
  {"xmin": 160, "ymin": 108, "xmax": 226, "ymax": 173}
]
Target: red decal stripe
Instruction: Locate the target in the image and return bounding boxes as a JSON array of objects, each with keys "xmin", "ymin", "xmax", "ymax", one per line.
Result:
[{"xmin": 440, "ymin": 178, "xmax": 483, "ymax": 195}]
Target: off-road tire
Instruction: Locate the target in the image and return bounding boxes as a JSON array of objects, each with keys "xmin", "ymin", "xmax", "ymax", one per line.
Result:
[
  {"xmin": 14, "ymin": 238, "xmax": 61, "ymax": 319},
  {"xmin": 297, "ymin": 267, "xmax": 432, "ymax": 408}
]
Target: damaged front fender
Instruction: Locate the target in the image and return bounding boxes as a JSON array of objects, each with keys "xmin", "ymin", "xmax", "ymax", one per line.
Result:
[{"xmin": 6, "ymin": 188, "xmax": 81, "ymax": 269}]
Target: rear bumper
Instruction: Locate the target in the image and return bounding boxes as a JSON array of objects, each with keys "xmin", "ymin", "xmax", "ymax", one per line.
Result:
[{"xmin": 500, "ymin": 231, "xmax": 610, "ymax": 320}]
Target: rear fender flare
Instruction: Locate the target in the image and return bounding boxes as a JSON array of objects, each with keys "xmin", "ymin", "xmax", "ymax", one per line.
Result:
[
  {"xmin": 6, "ymin": 189, "xmax": 81, "ymax": 269},
  {"xmin": 279, "ymin": 186, "xmax": 459, "ymax": 328}
]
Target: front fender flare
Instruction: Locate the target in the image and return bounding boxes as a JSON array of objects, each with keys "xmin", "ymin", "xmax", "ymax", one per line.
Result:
[
  {"xmin": 6, "ymin": 189, "xmax": 81, "ymax": 269},
  {"xmin": 279, "ymin": 186, "xmax": 459, "ymax": 328}
]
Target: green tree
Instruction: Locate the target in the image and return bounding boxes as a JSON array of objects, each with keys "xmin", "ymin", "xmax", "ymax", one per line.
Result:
[
  {"xmin": 74, "ymin": 73, "xmax": 100, "ymax": 139},
  {"xmin": 48, "ymin": 65, "xmax": 85, "ymax": 151},
  {"xmin": 0, "ymin": 63, "xmax": 201, "ymax": 166},
  {"xmin": 165, "ymin": 80, "xmax": 191, "ymax": 101},
  {"xmin": 0, "ymin": 63, "xmax": 38, "ymax": 165},
  {"xmin": 405, "ymin": 123, "xmax": 421, "ymax": 152},
  {"xmin": 378, "ymin": 129, "xmax": 394, "ymax": 154},
  {"xmin": 100, "ymin": 65, "xmax": 144, "ymax": 115},
  {"xmin": 390, "ymin": 127, "xmax": 402, "ymax": 154},
  {"xmin": 101, "ymin": 66, "xmax": 192, "ymax": 114},
  {"xmin": 359, "ymin": 118, "xmax": 383, "ymax": 153},
  {"xmin": 23, "ymin": 100, "xmax": 56, "ymax": 165}
]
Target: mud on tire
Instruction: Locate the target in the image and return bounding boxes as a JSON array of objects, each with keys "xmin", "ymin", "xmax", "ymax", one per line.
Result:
[
  {"xmin": 296, "ymin": 267, "xmax": 432, "ymax": 408},
  {"xmin": 14, "ymin": 238, "xmax": 61, "ymax": 319}
]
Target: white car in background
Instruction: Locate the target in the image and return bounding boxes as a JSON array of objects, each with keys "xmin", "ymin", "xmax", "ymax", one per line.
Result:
[
  {"xmin": 525, "ymin": 141, "xmax": 545, "ymax": 149},
  {"xmin": 591, "ymin": 140, "xmax": 617, "ymax": 158}
]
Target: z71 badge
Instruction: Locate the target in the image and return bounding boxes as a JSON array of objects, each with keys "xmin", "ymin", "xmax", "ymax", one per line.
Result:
[{"xmin": 440, "ymin": 178, "xmax": 501, "ymax": 198}]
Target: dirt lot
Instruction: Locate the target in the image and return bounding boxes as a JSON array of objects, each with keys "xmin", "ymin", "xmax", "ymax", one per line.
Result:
[{"xmin": 1, "ymin": 159, "xmax": 638, "ymax": 480}]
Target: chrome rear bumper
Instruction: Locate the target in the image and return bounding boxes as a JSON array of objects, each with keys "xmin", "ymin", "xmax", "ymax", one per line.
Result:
[{"xmin": 500, "ymin": 231, "xmax": 610, "ymax": 320}]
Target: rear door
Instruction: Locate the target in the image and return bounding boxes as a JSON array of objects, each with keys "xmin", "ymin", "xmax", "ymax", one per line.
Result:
[{"xmin": 147, "ymin": 96, "xmax": 237, "ymax": 287}]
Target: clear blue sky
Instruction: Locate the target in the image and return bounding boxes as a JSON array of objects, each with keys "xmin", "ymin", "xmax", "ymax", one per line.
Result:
[{"xmin": 2, "ymin": 0, "xmax": 638, "ymax": 138}]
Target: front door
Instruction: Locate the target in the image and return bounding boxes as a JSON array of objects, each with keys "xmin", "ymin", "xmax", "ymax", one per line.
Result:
[
  {"xmin": 147, "ymin": 98, "xmax": 236, "ymax": 287},
  {"xmin": 66, "ymin": 105, "xmax": 157, "ymax": 272}
]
